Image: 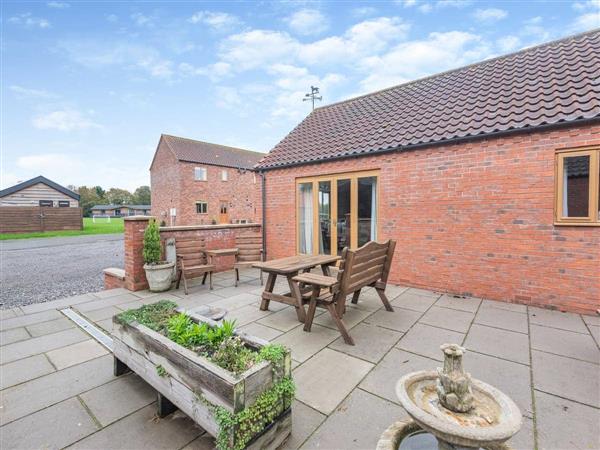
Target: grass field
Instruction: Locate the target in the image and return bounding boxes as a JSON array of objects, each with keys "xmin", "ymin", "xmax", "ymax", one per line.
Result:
[{"xmin": 0, "ymin": 217, "xmax": 124, "ymax": 240}]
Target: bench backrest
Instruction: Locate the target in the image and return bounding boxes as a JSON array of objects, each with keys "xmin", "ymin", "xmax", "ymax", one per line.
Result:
[
  {"xmin": 337, "ymin": 240, "xmax": 396, "ymax": 296},
  {"xmin": 175, "ymin": 238, "xmax": 207, "ymax": 267},
  {"xmin": 235, "ymin": 233, "xmax": 262, "ymax": 262}
]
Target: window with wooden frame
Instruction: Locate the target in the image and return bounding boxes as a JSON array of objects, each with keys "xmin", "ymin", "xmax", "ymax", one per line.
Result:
[
  {"xmin": 194, "ymin": 167, "xmax": 207, "ymax": 181},
  {"xmin": 58, "ymin": 201, "xmax": 70, "ymax": 207},
  {"xmin": 195, "ymin": 201, "xmax": 208, "ymax": 214},
  {"xmin": 555, "ymin": 148, "xmax": 599, "ymax": 225},
  {"xmin": 221, "ymin": 170, "xmax": 228, "ymax": 181},
  {"xmin": 296, "ymin": 170, "xmax": 379, "ymax": 255}
]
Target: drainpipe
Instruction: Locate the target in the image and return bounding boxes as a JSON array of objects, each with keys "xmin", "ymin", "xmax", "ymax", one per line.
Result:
[{"xmin": 260, "ymin": 170, "xmax": 267, "ymax": 260}]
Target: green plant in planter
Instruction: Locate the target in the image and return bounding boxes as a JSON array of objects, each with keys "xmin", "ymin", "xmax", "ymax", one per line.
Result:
[{"xmin": 143, "ymin": 219, "xmax": 162, "ymax": 265}]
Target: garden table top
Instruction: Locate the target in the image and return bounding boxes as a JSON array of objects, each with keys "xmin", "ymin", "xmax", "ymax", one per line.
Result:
[{"xmin": 253, "ymin": 254, "xmax": 340, "ymax": 275}]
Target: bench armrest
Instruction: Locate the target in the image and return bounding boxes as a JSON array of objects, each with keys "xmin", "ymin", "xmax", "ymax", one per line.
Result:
[{"xmin": 292, "ymin": 273, "xmax": 338, "ymax": 289}]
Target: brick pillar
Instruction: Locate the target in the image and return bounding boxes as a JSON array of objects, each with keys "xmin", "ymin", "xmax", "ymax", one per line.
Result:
[{"xmin": 124, "ymin": 216, "xmax": 153, "ymax": 291}]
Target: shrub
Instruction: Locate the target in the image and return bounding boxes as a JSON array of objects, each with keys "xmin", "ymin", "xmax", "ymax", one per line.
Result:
[{"xmin": 143, "ymin": 219, "xmax": 162, "ymax": 264}]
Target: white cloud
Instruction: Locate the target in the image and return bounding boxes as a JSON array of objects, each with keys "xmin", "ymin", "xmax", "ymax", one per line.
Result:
[
  {"xmin": 398, "ymin": 0, "xmax": 418, "ymax": 7},
  {"xmin": 352, "ymin": 7, "xmax": 378, "ymax": 17},
  {"xmin": 188, "ymin": 11, "xmax": 241, "ymax": 30},
  {"xmin": 10, "ymin": 85, "xmax": 59, "ymax": 100},
  {"xmin": 8, "ymin": 13, "xmax": 50, "ymax": 28},
  {"xmin": 47, "ymin": 1, "xmax": 69, "ymax": 8},
  {"xmin": 496, "ymin": 35, "xmax": 521, "ymax": 53},
  {"xmin": 106, "ymin": 14, "xmax": 118, "ymax": 23},
  {"xmin": 357, "ymin": 31, "xmax": 490, "ymax": 92},
  {"xmin": 179, "ymin": 61, "xmax": 232, "ymax": 82},
  {"xmin": 219, "ymin": 30, "xmax": 299, "ymax": 70},
  {"xmin": 436, "ymin": 0, "xmax": 472, "ymax": 7},
  {"xmin": 473, "ymin": 8, "xmax": 508, "ymax": 23},
  {"xmin": 131, "ymin": 12, "xmax": 154, "ymax": 27},
  {"xmin": 32, "ymin": 110, "xmax": 101, "ymax": 131},
  {"xmin": 572, "ymin": 11, "xmax": 600, "ymax": 31},
  {"xmin": 285, "ymin": 9, "xmax": 329, "ymax": 36},
  {"xmin": 573, "ymin": 0, "xmax": 600, "ymax": 11},
  {"xmin": 214, "ymin": 86, "xmax": 243, "ymax": 110}
]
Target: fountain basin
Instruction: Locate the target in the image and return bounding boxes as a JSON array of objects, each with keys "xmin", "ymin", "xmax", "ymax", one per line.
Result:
[{"xmin": 396, "ymin": 371, "xmax": 522, "ymax": 448}]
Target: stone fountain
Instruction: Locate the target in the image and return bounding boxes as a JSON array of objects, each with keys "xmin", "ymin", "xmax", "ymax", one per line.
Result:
[{"xmin": 377, "ymin": 344, "xmax": 522, "ymax": 450}]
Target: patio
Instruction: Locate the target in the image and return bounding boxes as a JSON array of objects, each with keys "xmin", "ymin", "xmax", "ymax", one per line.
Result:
[{"xmin": 1, "ymin": 269, "xmax": 598, "ymax": 449}]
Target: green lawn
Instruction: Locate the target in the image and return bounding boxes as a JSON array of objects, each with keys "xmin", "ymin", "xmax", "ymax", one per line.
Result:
[{"xmin": 0, "ymin": 217, "xmax": 124, "ymax": 240}]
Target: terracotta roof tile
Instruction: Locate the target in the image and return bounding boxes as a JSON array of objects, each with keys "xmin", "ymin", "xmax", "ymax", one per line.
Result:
[
  {"xmin": 161, "ymin": 135, "xmax": 264, "ymax": 169},
  {"xmin": 257, "ymin": 31, "xmax": 600, "ymax": 169}
]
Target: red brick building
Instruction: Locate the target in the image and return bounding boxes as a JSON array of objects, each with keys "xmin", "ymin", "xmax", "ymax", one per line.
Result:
[
  {"xmin": 256, "ymin": 31, "xmax": 600, "ymax": 314},
  {"xmin": 150, "ymin": 134, "xmax": 264, "ymax": 226}
]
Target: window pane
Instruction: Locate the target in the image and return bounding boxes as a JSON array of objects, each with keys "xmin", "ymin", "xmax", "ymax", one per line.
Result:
[
  {"xmin": 298, "ymin": 183, "xmax": 313, "ymax": 254},
  {"xmin": 195, "ymin": 167, "xmax": 206, "ymax": 181},
  {"xmin": 358, "ymin": 176, "xmax": 377, "ymax": 246},
  {"xmin": 598, "ymin": 159, "xmax": 600, "ymax": 220},
  {"xmin": 562, "ymin": 155, "xmax": 589, "ymax": 217},
  {"xmin": 336, "ymin": 179, "xmax": 351, "ymax": 255},
  {"xmin": 318, "ymin": 181, "xmax": 331, "ymax": 254}
]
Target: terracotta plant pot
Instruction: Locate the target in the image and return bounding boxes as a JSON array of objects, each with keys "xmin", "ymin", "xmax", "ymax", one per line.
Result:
[{"xmin": 143, "ymin": 261, "xmax": 175, "ymax": 292}]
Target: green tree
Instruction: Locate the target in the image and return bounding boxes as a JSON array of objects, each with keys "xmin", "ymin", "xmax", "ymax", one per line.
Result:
[
  {"xmin": 143, "ymin": 219, "xmax": 162, "ymax": 264},
  {"xmin": 106, "ymin": 188, "xmax": 133, "ymax": 205},
  {"xmin": 77, "ymin": 186, "xmax": 105, "ymax": 217},
  {"xmin": 132, "ymin": 185, "xmax": 151, "ymax": 205}
]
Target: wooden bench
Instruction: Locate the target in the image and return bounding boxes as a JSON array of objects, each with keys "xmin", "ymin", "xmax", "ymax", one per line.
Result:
[
  {"xmin": 175, "ymin": 238, "xmax": 216, "ymax": 294},
  {"xmin": 293, "ymin": 239, "xmax": 396, "ymax": 345},
  {"xmin": 233, "ymin": 233, "xmax": 263, "ymax": 287}
]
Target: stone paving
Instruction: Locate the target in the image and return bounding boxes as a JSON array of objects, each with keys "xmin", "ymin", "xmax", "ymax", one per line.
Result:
[{"xmin": 1, "ymin": 270, "xmax": 599, "ymax": 449}]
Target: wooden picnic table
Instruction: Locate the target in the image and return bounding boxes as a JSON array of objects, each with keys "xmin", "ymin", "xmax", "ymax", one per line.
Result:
[
  {"xmin": 253, "ymin": 254, "xmax": 340, "ymax": 322},
  {"xmin": 205, "ymin": 248, "xmax": 238, "ymax": 265}
]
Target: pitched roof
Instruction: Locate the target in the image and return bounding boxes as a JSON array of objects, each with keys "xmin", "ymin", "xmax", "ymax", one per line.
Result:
[
  {"xmin": 0, "ymin": 175, "xmax": 80, "ymax": 200},
  {"xmin": 257, "ymin": 30, "xmax": 600, "ymax": 169},
  {"xmin": 157, "ymin": 134, "xmax": 264, "ymax": 170},
  {"xmin": 91, "ymin": 204, "xmax": 151, "ymax": 210}
]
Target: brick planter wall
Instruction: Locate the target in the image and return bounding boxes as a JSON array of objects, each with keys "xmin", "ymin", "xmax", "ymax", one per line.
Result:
[
  {"xmin": 262, "ymin": 123, "xmax": 600, "ymax": 315},
  {"xmin": 121, "ymin": 216, "xmax": 261, "ymax": 291}
]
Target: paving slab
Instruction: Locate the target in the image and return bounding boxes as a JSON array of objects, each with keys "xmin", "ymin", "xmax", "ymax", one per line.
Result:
[
  {"xmin": 213, "ymin": 284, "xmax": 261, "ymax": 298},
  {"xmin": 282, "ymin": 400, "xmax": 326, "ymax": 450},
  {"xmin": 528, "ymin": 306, "xmax": 588, "ymax": 333},
  {"xmin": 419, "ymin": 306, "xmax": 474, "ymax": 333},
  {"xmin": 535, "ymin": 390, "xmax": 600, "ymax": 450},
  {"xmin": 95, "ymin": 318, "xmax": 114, "ymax": 333},
  {"xmin": 464, "ymin": 324, "xmax": 530, "ymax": 365},
  {"xmin": 19, "ymin": 293, "xmax": 97, "ymax": 315},
  {"xmin": 0, "ymin": 354, "xmax": 114, "ymax": 425},
  {"xmin": 274, "ymin": 324, "xmax": 339, "ymax": 363},
  {"xmin": 46, "ymin": 339, "xmax": 109, "ymax": 370},
  {"xmin": 224, "ymin": 304, "xmax": 273, "ymax": 326},
  {"xmin": 301, "ymin": 388, "xmax": 407, "ymax": 450},
  {"xmin": 258, "ymin": 307, "xmax": 317, "ymax": 333},
  {"xmin": 25, "ymin": 316, "xmax": 75, "ymax": 337},
  {"xmin": 76, "ymin": 293, "xmax": 141, "ymax": 313},
  {"xmin": 180, "ymin": 434, "xmax": 213, "ymax": 449},
  {"xmin": 474, "ymin": 306, "xmax": 528, "ymax": 334},
  {"xmin": 0, "ymin": 353, "xmax": 55, "ymax": 390},
  {"xmin": 360, "ymin": 348, "xmax": 436, "ymax": 403},
  {"xmin": 328, "ymin": 322, "xmax": 402, "ymax": 364},
  {"xmin": 239, "ymin": 322, "xmax": 283, "ymax": 341},
  {"xmin": 293, "ymin": 348, "xmax": 373, "ymax": 414},
  {"xmin": 69, "ymin": 404, "xmax": 203, "ymax": 450},
  {"xmin": 80, "ymin": 305, "xmax": 122, "ymax": 322},
  {"xmin": 532, "ymin": 350, "xmax": 599, "ymax": 408},
  {"xmin": 383, "ymin": 284, "xmax": 409, "ymax": 300},
  {"xmin": 364, "ymin": 306, "xmax": 422, "ymax": 332},
  {"xmin": 480, "ymin": 299, "xmax": 527, "ymax": 314},
  {"xmin": 396, "ymin": 323, "xmax": 464, "ymax": 361},
  {"xmin": 1, "ymin": 327, "xmax": 88, "ymax": 364},
  {"xmin": 391, "ymin": 292, "xmax": 439, "ymax": 312},
  {"xmin": 589, "ymin": 325, "xmax": 600, "ymax": 346},
  {"xmin": 582, "ymin": 313, "xmax": 600, "ymax": 327},
  {"xmin": 0, "ymin": 308, "xmax": 63, "ymax": 331},
  {"xmin": 80, "ymin": 373, "xmax": 156, "ymax": 426},
  {"xmin": 530, "ymin": 324, "xmax": 599, "ymax": 364},
  {"xmin": 463, "ymin": 351, "xmax": 532, "ymax": 414},
  {"xmin": 0, "ymin": 327, "xmax": 30, "ymax": 346},
  {"xmin": 509, "ymin": 416, "xmax": 535, "ymax": 450},
  {"xmin": 404, "ymin": 287, "xmax": 441, "ymax": 299},
  {"xmin": 208, "ymin": 292, "xmax": 260, "ymax": 311},
  {"xmin": 0, "ymin": 397, "xmax": 98, "ymax": 450},
  {"xmin": 436, "ymin": 294, "xmax": 481, "ymax": 313},
  {"xmin": 314, "ymin": 305, "xmax": 373, "ymax": 330},
  {"xmin": 0, "ymin": 308, "xmax": 18, "ymax": 319},
  {"xmin": 91, "ymin": 287, "xmax": 131, "ymax": 299},
  {"xmin": 172, "ymin": 293, "xmax": 224, "ymax": 310}
]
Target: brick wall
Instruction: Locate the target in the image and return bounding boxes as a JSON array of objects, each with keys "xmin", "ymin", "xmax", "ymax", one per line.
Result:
[
  {"xmin": 262, "ymin": 123, "xmax": 600, "ymax": 314},
  {"xmin": 151, "ymin": 141, "xmax": 261, "ymax": 227},
  {"xmin": 123, "ymin": 216, "xmax": 151, "ymax": 291}
]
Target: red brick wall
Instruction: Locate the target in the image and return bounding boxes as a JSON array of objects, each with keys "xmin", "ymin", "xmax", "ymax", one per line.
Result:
[
  {"xmin": 151, "ymin": 141, "xmax": 261, "ymax": 226},
  {"xmin": 124, "ymin": 217, "xmax": 151, "ymax": 291},
  {"xmin": 263, "ymin": 123, "xmax": 600, "ymax": 314}
]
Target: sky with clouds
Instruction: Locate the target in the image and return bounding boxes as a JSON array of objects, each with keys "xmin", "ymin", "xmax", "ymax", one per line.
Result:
[{"xmin": 2, "ymin": 0, "xmax": 599, "ymax": 190}]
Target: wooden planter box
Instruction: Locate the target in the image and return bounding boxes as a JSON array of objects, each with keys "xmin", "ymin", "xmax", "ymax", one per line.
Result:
[{"xmin": 112, "ymin": 310, "xmax": 292, "ymax": 450}]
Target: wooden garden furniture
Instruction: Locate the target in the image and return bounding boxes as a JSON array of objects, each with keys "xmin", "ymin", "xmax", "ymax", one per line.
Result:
[
  {"xmin": 175, "ymin": 239, "xmax": 216, "ymax": 294},
  {"xmin": 253, "ymin": 254, "xmax": 340, "ymax": 323},
  {"xmin": 233, "ymin": 233, "xmax": 264, "ymax": 287},
  {"xmin": 292, "ymin": 240, "xmax": 397, "ymax": 345}
]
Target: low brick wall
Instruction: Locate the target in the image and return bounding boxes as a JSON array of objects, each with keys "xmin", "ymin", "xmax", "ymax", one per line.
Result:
[{"xmin": 118, "ymin": 216, "xmax": 262, "ymax": 291}]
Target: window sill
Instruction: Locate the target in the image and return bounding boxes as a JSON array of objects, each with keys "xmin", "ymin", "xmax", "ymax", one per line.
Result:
[{"xmin": 554, "ymin": 222, "xmax": 600, "ymax": 227}]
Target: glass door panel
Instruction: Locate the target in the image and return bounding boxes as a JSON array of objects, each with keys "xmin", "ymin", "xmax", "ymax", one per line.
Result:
[
  {"xmin": 318, "ymin": 181, "xmax": 331, "ymax": 254},
  {"xmin": 298, "ymin": 183, "xmax": 313, "ymax": 254},
  {"xmin": 357, "ymin": 176, "xmax": 377, "ymax": 247},
  {"xmin": 336, "ymin": 179, "xmax": 351, "ymax": 255}
]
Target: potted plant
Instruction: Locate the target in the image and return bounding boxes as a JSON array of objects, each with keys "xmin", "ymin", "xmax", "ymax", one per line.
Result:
[
  {"xmin": 113, "ymin": 301, "xmax": 293, "ymax": 450},
  {"xmin": 143, "ymin": 219, "xmax": 175, "ymax": 292}
]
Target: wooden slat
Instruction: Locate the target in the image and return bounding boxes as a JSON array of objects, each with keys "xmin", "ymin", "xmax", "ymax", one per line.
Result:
[
  {"xmin": 292, "ymin": 273, "xmax": 338, "ymax": 288},
  {"xmin": 0, "ymin": 206, "xmax": 82, "ymax": 233}
]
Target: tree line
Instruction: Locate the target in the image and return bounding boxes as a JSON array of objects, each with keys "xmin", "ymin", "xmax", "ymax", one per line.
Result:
[{"xmin": 68, "ymin": 185, "xmax": 151, "ymax": 217}]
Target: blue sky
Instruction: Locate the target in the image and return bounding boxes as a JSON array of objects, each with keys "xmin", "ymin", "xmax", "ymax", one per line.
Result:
[{"xmin": 2, "ymin": 1, "xmax": 599, "ymax": 190}]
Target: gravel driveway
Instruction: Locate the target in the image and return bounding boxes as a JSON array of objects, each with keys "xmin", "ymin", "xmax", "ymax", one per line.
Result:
[{"xmin": 0, "ymin": 234, "xmax": 123, "ymax": 309}]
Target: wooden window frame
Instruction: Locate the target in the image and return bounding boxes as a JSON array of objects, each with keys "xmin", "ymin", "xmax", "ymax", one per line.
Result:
[
  {"xmin": 554, "ymin": 147, "xmax": 599, "ymax": 226},
  {"xmin": 195, "ymin": 201, "xmax": 208, "ymax": 214},
  {"xmin": 194, "ymin": 167, "xmax": 207, "ymax": 181},
  {"xmin": 221, "ymin": 170, "xmax": 228, "ymax": 182},
  {"xmin": 295, "ymin": 169, "xmax": 380, "ymax": 255},
  {"xmin": 58, "ymin": 200, "xmax": 70, "ymax": 207}
]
